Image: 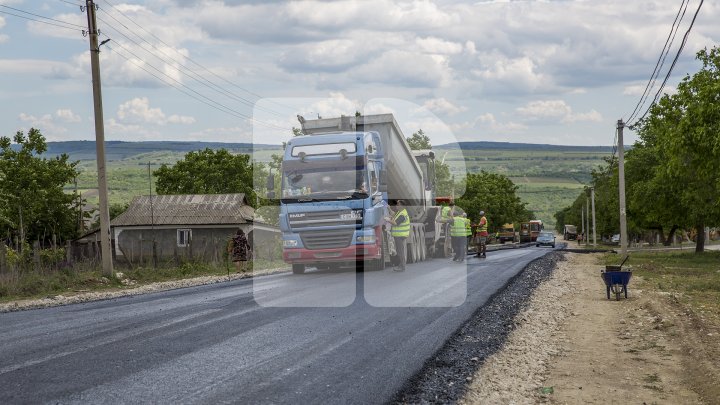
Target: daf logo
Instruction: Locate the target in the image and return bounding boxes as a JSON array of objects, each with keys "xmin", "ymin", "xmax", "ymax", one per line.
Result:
[{"xmin": 289, "ymin": 213, "xmax": 306, "ymax": 218}]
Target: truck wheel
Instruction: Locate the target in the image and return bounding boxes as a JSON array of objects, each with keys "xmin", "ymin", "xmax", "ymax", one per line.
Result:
[
  {"xmin": 292, "ymin": 264, "xmax": 306, "ymax": 274},
  {"xmin": 420, "ymin": 229, "xmax": 427, "ymax": 261},
  {"xmin": 408, "ymin": 232, "xmax": 417, "ymax": 264}
]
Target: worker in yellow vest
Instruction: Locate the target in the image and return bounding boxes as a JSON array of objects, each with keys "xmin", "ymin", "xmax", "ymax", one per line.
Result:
[
  {"xmin": 476, "ymin": 210, "xmax": 489, "ymax": 258},
  {"xmin": 451, "ymin": 211, "xmax": 467, "ymax": 262},
  {"xmin": 388, "ymin": 200, "xmax": 410, "ymax": 271}
]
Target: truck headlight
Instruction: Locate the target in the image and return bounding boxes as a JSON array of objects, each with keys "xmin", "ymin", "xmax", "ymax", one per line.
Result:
[
  {"xmin": 356, "ymin": 235, "xmax": 376, "ymax": 243},
  {"xmin": 283, "ymin": 239, "xmax": 298, "ymax": 247}
]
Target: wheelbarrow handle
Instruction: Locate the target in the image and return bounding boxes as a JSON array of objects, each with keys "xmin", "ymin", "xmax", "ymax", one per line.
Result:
[{"xmin": 620, "ymin": 255, "xmax": 630, "ymax": 268}]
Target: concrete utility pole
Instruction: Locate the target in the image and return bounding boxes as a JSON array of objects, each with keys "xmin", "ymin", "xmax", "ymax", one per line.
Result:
[
  {"xmin": 591, "ymin": 187, "xmax": 597, "ymax": 246},
  {"xmin": 581, "ymin": 205, "xmax": 585, "ymax": 243},
  {"xmin": 85, "ymin": 0, "xmax": 113, "ymax": 277},
  {"xmin": 617, "ymin": 120, "xmax": 628, "ymax": 257},
  {"xmin": 586, "ymin": 197, "xmax": 590, "ymax": 247}
]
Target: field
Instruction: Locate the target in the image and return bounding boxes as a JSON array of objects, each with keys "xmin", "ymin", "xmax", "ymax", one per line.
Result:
[{"xmin": 60, "ymin": 141, "xmax": 609, "ymax": 231}]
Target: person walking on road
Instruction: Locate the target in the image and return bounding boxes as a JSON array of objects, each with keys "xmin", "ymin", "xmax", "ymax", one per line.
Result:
[
  {"xmin": 388, "ymin": 200, "xmax": 410, "ymax": 272},
  {"xmin": 228, "ymin": 228, "xmax": 252, "ymax": 272},
  {"xmin": 476, "ymin": 210, "xmax": 489, "ymax": 258},
  {"xmin": 451, "ymin": 211, "xmax": 467, "ymax": 262}
]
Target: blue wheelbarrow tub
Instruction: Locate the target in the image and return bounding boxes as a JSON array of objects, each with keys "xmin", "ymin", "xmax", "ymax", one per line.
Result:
[{"xmin": 601, "ymin": 270, "xmax": 633, "ymax": 286}]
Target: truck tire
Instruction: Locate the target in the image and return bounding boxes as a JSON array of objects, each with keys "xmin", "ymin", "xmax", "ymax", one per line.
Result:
[
  {"xmin": 367, "ymin": 233, "xmax": 386, "ymax": 271},
  {"xmin": 292, "ymin": 264, "xmax": 306, "ymax": 274},
  {"xmin": 408, "ymin": 232, "xmax": 417, "ymax": 264},
  {"xmin": 420, "ymin": 228, "xmax": 426, "ymax": 261}
]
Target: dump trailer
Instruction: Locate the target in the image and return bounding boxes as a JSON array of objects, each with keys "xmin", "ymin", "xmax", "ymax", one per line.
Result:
[
  {"xmin": 563, "ymin": 224, "xmax": 578, "ymax": 240},
  {"xmin": 275, "ymin": 114, "xmax": 448, "ymax": 274}
]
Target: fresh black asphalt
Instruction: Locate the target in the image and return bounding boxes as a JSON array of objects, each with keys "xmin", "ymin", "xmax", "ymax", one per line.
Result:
[{"xmin": 0, "ymin": 246, "xmax": 557, "ymax": 404}]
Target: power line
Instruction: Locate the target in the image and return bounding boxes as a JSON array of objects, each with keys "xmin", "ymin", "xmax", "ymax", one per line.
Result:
[
  {"xmin": 0, "ymin": 8, "xmax": 83, "ymax": 32},
  {"xmin": 104, "ymin": 37, "xmax": 291, "ymax": 131},
  {"xmin": 630, "ymin": 0, "xmax": 705, "ymax": 127},
  {"xmin": 0, "ymin": 4, "xmax": 85, "ymax": 28},
  {"xmin": 95, "ymin": 12, "xmax": 286, "ymax": 119},
  {"xmin": 98, "ymin": 0, "xmax": 296, "ymax": 115},
  {"xmin": 625, "ymin": 0, "xmax": 689, "ymax": 125}
]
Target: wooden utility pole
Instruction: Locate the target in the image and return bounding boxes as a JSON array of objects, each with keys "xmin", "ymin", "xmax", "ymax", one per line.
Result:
[
  {"xmin": 586, "ymin": 197, "xmax": 590, "ymax": 247},
  {"xmin": 617, "ymin": 120, "xmax": 628, "ymax": 257},
  {"xmin": 85, "ymin": 0, "xmax": 113, "ymax": 276},
  {"xmin": 591, "ymin": 187, "xmax": 597, "ymax": 246},
  {"xmin": 581, "ymin": 205, "xmax": 585, "ymax": 243}
]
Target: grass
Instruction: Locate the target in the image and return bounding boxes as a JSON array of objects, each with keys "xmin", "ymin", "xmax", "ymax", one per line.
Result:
[
  {"xmin": 603, "ymin": 250, "xmax": 720, "ymax": 316},
  {"xmin": 0, "ymin": 259, "xmax": 287, "ymax": 303}
]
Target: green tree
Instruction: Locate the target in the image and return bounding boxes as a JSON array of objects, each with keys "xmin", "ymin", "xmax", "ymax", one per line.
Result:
[
  {"xmin": 406, "ymin": 129, "xmax": 431, "ymax": 150},
  {"xmin": 154, "ymin": 148, "xmax": 266, "ymax": 207},
  {"xmin": 456, "ymin": 171, "xmax": 531, "ymax": 231},
  {"xmin": 0, "ymin": 128, "xmax": 80, "ymax": 245},
  {"xmin": 632, "ymin": 47, "xmax": 720, "ymax": 252}
]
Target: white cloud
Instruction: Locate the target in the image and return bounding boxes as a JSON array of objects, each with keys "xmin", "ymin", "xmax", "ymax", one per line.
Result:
[
  {"xmin": 474, "ymin": 113, "xmax": 528, "ymax": 132},
  {"xmin": 516, "ymin": 100, "xmax": 602, "ymax": 124},
  {"xmin": 18, "ymin": 113, "xmax": 68, "ymax": 138},
  {"xmin": 415, "ymin": 37, "xmax": 463, "ymax": 55},
  {"xmin": 116, "ymin": 97, "xmax": 195, "ymax": 125},
  {"xmin": 55, "ymin": 109, "xmax": 81, "ymax": 123},
  {"xmin": 421, "ymin": 98, "xmax": 467, "ymax": 116}
]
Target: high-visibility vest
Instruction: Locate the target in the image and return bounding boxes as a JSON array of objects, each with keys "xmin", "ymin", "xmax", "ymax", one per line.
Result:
[
  {"xmin": 478, "ymin": 216, "xmax": 488, "ymax": 234},
  {"xmin": 451, "ymin": 217, "xmax": 467, "ymax": 237},
  {"xmin": 391, "ymin": 208, "xmax": 410, "ymax": 237},
  {"xmin": 464, "ymin": 218, "xmax": 471, "ymax": 236},
  {"xmin": 441, "ymin": 206, "xmax": 451, "ymax": 220}
]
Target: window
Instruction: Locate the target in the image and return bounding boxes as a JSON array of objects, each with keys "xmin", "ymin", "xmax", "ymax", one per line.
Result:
[{"xmin": 177, "ymin": 229, "xmax": 192, "ymax": 247}]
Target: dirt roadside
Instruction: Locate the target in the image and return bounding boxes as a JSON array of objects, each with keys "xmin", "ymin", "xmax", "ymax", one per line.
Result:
[{"xmin": 463, "ymin": 252, "xmax": 720, "ymax": 404}]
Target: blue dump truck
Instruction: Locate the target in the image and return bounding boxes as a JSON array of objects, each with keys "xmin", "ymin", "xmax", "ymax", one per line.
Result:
[{"xmin": 269, "ymin": 114, "xmax": 451, "ymax": 274}]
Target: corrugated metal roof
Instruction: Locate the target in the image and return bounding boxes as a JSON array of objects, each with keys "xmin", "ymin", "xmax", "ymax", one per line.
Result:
[{"xmin": 111, "ymin": 193, "xmax": 254, "ymax": 226}]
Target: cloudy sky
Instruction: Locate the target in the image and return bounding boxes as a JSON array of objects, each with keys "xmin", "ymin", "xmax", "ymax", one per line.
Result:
[{"xmin": 0, "ymin": 0, "xmax": 717, "ymax": 146}]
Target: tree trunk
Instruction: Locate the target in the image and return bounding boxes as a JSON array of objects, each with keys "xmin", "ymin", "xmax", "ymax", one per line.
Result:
[
  {"xmin": 663, "ymin": 225, "xmax": 679, "ymax": 246},
  {"xmin": 695, "ymin": 223, "xmax": 705, "ymax": 253}
]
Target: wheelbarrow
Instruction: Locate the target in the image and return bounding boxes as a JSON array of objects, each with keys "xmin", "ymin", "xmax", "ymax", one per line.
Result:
[{"xmin": 601, "ymin": 256, "xmax": 632, "ymax": 300}]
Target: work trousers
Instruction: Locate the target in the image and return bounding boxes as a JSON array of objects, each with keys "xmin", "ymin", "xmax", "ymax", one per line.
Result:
[
  {"xmin": 393, "ymin": 236, "xmax": 407, "ymax": 271},
  {"xmin": 452, "ymin": 236, "xmax": 466, "ymax": 261}
]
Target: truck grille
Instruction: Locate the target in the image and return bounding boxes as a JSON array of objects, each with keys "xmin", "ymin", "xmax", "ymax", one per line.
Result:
[
  {"xmin": 300, "ymin": 229, "xmax": 354, "ymax": 250},
  {"xmin": 288, "ymin": 210, "xmax": 361, "ymax": 230}
]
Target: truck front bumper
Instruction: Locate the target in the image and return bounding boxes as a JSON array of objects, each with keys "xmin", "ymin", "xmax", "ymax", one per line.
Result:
[{"xmin": 283, "ymin": 244, "xmax": 381, "ymax": 264}]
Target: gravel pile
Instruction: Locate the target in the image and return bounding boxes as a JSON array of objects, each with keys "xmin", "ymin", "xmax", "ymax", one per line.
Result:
[
  {"xmin": 393, "ymin": 252, "xmax": 565, "ymax": 404},
  {"xmin": 0, "ymin": 267, "xmax": 288, "ymax": 313}
]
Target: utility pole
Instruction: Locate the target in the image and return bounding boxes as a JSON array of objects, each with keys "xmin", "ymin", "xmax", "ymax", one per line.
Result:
[
  {"xmin": 581, "ymin": 205, "xmax": 585, "ymax": 243},
  {"xmin": 586, "ymin": 197, "xmax": 590, "ymax": 247},
  {"xmin": 591, "ymin": 187, "xmax": 597, "ymax": 246},
  {"xmin": 148, "ymin": 162, "xmax": 156, "ymax": 269},
  {"xmin": 85, "ymin": 0, "xmax": 113, "ymax": 277},
  {"xmin": 617, "ymin": 120, "xmax": 628, "ymax": 257}
]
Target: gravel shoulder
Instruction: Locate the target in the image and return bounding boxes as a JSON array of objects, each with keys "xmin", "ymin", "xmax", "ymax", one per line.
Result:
[{"xmin": 463, "ymin": 252, "xmax": 717, "ymax": 404}]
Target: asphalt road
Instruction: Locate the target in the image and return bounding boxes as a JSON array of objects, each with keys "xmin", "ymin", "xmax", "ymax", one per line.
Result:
[{"xmin": 0, "ymin": 246, "xmax": 556, "ymax": 404}]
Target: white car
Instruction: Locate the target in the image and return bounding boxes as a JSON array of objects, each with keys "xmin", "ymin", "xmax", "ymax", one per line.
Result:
[{"xmin": 611, "ymin": 234, "xmax": 620, "ymax": 244}]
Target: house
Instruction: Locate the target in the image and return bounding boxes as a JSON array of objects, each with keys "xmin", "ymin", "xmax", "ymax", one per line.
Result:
[{"xmin": 110, "ymin": 193, "xmax": 279, "ymax": 266}]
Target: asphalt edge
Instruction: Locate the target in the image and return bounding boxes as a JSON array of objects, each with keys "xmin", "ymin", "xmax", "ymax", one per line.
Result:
[{"xmin": 391, "ymin": 250, "xmax": 567, "ymax": 404}]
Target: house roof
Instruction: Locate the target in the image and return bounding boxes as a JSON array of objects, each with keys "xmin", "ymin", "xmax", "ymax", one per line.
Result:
[{"xmin": 111, "ymin": 193, "xmax": 255, "ymax": 227}]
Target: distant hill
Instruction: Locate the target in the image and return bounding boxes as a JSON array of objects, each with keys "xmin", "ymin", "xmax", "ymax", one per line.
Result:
[
  {"xmin": 44, "ymin": 140, "xmax": 615, "ymax": 161},
  {"xmin": 45, "ymin": 141, "xmax": 280, "ymax": 161},
  {"xmin": 438, "ymin": 141, "xmax": 615, "ymax": 152}
]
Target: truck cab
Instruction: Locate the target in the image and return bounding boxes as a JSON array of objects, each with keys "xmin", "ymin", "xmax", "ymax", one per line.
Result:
[{"xmin": 278, "ymin": 131, "xmax": 389, "ymax": 273}]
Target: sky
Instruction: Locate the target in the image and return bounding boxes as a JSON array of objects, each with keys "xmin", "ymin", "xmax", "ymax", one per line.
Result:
[{"xmin": 0, "ymin": 0, "xmax": 718, "ymax": 147}]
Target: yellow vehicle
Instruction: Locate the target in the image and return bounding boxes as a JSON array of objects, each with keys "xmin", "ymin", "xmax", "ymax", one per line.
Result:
[{"xmin": 497, "ymin": 223, "xmax": 516, "ymax": 244}]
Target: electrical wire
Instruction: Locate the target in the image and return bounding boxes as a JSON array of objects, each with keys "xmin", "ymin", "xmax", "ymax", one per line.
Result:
[
  {"xmin": 0, "ymin": 8, "xmax": 83, "ymax": 32},
  {"xmin": 98, "ymin": 0, "xmax": 296, "ymax": 115},
  {"xmin": 0, "ymin": 4, "xmax": 85, "ymax": 28},
  {"xmin": 630, "ymin": 0, "xmax": 705, "ymax": 127},
  {"xmin": 104, "ymin": 38, "xmax": 291, "ymax": 132},
  {"xmin": 625, "ymin": 0, "xmax": 689, "ymax": 125},
  {"xmin": 95, "ymin": 13, "xmax": 286, "ymax": 119}
]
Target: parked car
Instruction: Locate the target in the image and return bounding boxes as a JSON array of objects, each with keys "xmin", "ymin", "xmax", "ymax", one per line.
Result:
[
  {"xmin": 536, "ymin": 231, "xmax": 556, "ymax": 248},
  {"xmin": 611, "ymin": 234, "xmax": 620, "ymax": 244}
]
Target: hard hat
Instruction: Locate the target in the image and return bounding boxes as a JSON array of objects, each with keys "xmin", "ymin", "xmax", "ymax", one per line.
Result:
[{"xmin": 479, "ymin": 210, "xmax": 485, "ymax": 215}]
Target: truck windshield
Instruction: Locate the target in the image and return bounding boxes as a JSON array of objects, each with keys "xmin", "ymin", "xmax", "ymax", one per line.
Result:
[{"xmin": 282, "ymin": 168, "xmax": 368, "ymax": 201}]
